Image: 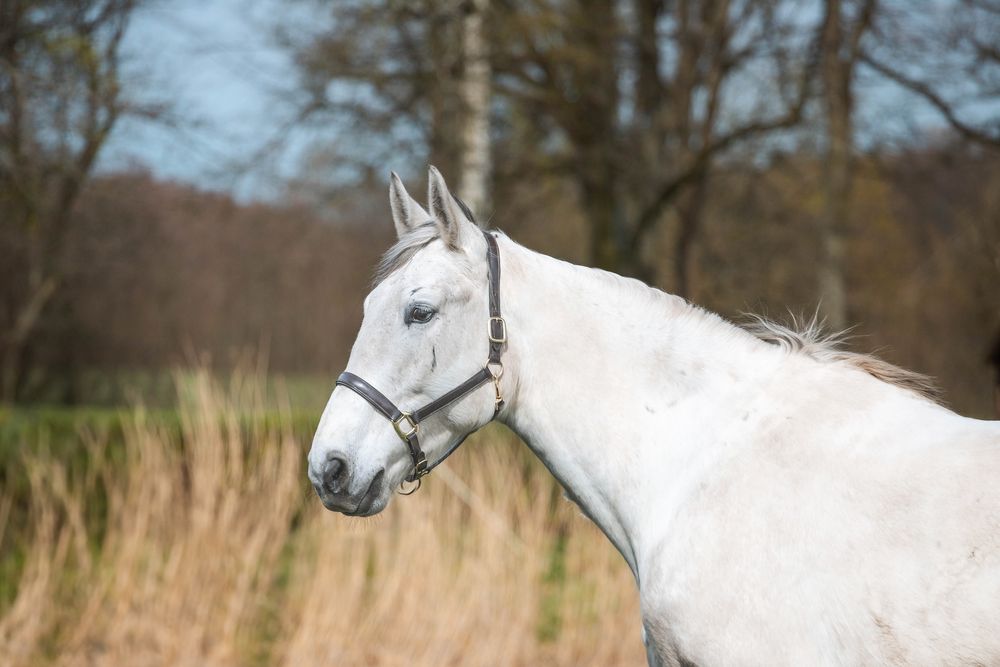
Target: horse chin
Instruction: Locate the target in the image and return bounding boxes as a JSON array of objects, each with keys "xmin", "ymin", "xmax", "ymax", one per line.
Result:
[{"xmin": 342, "ymin": 491, "xmax": 388, "ymax": 517}]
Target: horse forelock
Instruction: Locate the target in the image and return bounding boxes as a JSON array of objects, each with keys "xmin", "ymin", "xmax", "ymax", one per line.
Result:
[
  {"xmin": 372, "ymin": 205, "xmax": 491, "ymax": 288},
  {"xmin": 372, "ymin": 222, "xmax": 440, "ymax": 287}
]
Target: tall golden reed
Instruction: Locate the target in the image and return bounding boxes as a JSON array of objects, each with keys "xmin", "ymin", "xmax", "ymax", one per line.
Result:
[{"xmin": 1, "ymin": 372, "xmax": 643, "ymax": 666}]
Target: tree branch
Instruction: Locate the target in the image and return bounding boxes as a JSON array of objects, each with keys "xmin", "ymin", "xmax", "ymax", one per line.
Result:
[{"xmin": 861, "ymin": 53, "xmax": 1000, "ymax": 149}]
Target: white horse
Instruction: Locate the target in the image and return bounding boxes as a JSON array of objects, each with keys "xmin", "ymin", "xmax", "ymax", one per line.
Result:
[{"xmin": 309, "ymin": 167, "xmax": 1000, "ymax": 666}]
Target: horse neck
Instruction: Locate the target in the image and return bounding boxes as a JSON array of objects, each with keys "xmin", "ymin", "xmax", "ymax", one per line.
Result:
[{"xmin": 495, "ymin": 237, "xmax": 780, "ymax": 577}]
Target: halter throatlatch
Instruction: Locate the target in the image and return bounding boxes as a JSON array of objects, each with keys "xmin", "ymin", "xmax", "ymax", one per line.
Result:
[{"xmin": 335, "ymin": 230, "xmax": 507, "ymax": 493}]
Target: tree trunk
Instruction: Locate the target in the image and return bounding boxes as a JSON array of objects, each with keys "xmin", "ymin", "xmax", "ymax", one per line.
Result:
[
  {"xmin": 818, "ymin": 54, "xmax": 852, "ymax": 332},
  {"xmin": 635, "ymin": 0, "xmax": 664, "ymax": 127},
  {"xmin": 1, "ymin": 273, "xmax": 58, "ymax": 403},
  {"xmin": 427, "ymin": 9, "xmax": 463, "ymax": 177},
  {"xmin": 673, "ymin": 173, "xmax": 708, "ymax": 298},
  {"xmin": 570, "ymin": 0, "xmax": 624, "ymax": 273},
  {"xmin": 990, "ymin": 330, "xmax": 1000, "ymax": 417},
  {"xmin": 818, "ymin": 0, "xmax": 874, "ymax": 331},
  {"xmin": 458, "ymin": 0, "xmax": 491, "ymax": 219},
  {"xmin": 0, "ymin": 1, "xmax": 135, "ymax": 402},
  {"xmin": 580, "ymin": 161, "xmax": 622, "ymax": 273}
]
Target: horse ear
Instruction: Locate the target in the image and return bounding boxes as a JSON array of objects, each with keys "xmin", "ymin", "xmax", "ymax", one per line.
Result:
[
  {"xmin": 427, "ymin": 165, "xmax": 473, "ymax": 250},
  {"xmin": 389, "ymin": 172, "xmax": 430, "ymax": 239}
]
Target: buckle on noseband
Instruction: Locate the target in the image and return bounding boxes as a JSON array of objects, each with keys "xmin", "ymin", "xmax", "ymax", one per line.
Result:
[
  {"xmin": 392, "ymin": 412, "xmax": 418, "ymax": 440},
  {"xmin": 488, "ymin": 316, "xmax": 507, "ymax": 344},
  {"xmin": 399, "ymin": 451, "xmax": 428, "ymax": 495},
  {"xmin": 413, "ymin": 453, "xmax": 428, "ymax": 477}
]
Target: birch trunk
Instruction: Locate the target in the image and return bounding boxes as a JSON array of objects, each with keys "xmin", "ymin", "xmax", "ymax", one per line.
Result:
[{"xmin": 458, "ymin": 0, "xmax": 491, "ymax": 219}]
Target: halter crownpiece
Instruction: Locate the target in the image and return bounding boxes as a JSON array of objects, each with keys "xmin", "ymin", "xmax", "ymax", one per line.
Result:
[{"xmin": 335, "ymin": 229, "xmax": 507, "ymax": 494}]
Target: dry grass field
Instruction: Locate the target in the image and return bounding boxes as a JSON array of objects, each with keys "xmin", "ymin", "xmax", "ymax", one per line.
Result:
[{"xmin": 0, "ymin": 373, "xmax": 644, "ymax": 666}]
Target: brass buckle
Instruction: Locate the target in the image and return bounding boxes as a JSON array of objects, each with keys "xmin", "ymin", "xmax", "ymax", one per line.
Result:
[
  {"xmin": 392, "ymin": 412, "xmax": 418, "ymax": 440},
  {"xmin": 413, "ymin": 456, "xmax": 429, "ymax": 477},
  {"xmin": 488, "ymin": 316, "xmax": 507, "ymax": 344}
]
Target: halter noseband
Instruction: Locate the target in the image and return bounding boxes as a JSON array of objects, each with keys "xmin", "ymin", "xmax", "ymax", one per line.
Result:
[{"xmin": 335, "ymin": 230, "xmax": 506, "ymax": 494}]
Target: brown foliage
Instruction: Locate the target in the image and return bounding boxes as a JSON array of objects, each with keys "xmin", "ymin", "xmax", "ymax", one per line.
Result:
[{"xmin": 33, "ymin": 172, "xmax": 389, "ymax": 390}]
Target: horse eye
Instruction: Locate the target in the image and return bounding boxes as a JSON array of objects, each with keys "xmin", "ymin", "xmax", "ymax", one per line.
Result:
[{"xmin": 407, "ymin": 304, "xmax": 435, "ymax": 324}]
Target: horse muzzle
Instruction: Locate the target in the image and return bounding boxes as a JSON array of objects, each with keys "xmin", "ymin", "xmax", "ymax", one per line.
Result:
[{"xmin": 308, "ymin": 453, "xmax": 387, "ymax": 516}]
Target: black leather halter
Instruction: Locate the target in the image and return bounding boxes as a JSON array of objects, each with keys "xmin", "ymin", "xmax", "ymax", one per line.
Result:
[{"xmin": 335, "ymin": 230, "xmax": 507, "ymax": 493}]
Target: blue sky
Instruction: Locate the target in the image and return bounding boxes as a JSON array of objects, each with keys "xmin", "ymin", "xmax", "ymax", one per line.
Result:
[{"xmin": 99, "ymin": 0, "xmax": 309, "ymax": 199}]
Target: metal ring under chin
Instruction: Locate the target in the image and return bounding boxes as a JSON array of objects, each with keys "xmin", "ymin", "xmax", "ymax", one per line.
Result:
[{"xmin": 398, "ymin": 477, "xmax": 421, "ymax": 495}]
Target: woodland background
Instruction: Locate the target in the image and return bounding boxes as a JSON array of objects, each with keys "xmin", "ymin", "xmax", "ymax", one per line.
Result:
[
  {"xmin": 2, "ymin": 0, "xmax": 1000, "ymax": 417},
  {"xmin": 1, "ymin": 0, "xmax": 999, "ymax": 415},
  {"xmin": 0, "ymin": 1, "xmax": 999, "ymax": 664}
]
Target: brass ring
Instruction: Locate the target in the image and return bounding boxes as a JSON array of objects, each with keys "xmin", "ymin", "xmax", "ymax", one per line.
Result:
[{"xmin": 398, "ymin": 477, "xmax": 421, "ymax": 495}]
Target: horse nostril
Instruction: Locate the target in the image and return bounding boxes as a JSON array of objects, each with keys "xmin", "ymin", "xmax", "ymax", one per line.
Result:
[{"xmin": 322, "ymin": 455, "xmax": 350, "ymax": 494}]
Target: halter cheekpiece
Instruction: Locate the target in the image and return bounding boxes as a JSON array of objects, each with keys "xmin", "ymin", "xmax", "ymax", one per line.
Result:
[{"xmin": 335, "ymin": 230, "xmax": 507, "ymax": 494}]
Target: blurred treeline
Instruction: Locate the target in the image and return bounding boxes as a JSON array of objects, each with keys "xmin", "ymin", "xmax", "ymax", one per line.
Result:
[{"xmin": 1, "ymin": 0, "xmax": 999, "ymax": 416}]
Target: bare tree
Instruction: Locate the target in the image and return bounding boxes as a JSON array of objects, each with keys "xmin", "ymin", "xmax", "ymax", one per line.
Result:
[
  {"xmin": 494, "ymin": 0, "xmax": 819, "ymax": 290},
  {"xmin": 862, "ymin": 0, "xmax": 1000, "ymax": 149},
  {"xmin": 285, "ymin": 0, "xmax": 996, "ymax": 307},
  {"xmin": 288, "ymin": 1, "xmax": 821, "ymax": 289},
  {"xmin": 285, "ymin": 1, "xmax": 469, "ymax": 183},
  {"xmin": 286, "ymin": 0, "xmax": 495, "ymax": 214},
  {"xmin": 491, "ymin": 0, "xmax": 623, "ymax": 269},
  {"xmin": 0, "ymin": 0, "xmax": 142, "ymax": 401}
]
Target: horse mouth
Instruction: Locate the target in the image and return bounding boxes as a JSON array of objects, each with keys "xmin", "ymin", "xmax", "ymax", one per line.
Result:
[{"xmin": 341, "ymin": 469, "xmax": 385, "ymax": 517}]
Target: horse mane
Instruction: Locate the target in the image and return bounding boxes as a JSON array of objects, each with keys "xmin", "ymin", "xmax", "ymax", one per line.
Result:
[
  {"xmin": 743, "ymin": 313, "xmax": 941, "ymax": 402},
  {"xmin": 373, "ymin": 222, "xmax": 439, "ymax": 287}
]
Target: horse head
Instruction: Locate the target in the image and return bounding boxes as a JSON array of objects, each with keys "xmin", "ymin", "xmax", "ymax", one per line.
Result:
[{"xmin": 308, "ymin": 167, "xmax": 502, "ymax": 515}]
